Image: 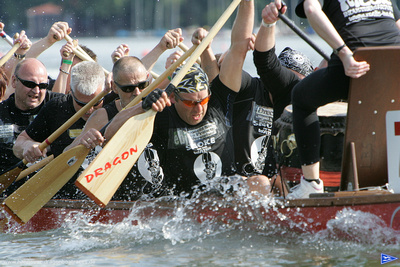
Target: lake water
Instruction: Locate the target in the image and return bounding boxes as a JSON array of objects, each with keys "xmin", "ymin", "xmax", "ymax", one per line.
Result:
[
  {"xmin": 2, "ymin": 31, "xmax": 400, "ymax": 266},
  {"xmin": 1, "ymin": 193, "xmax": 400, "ymax": 267},
  {"xmin": 1, "ymin": 27, "xmax": 331, "ymax": 80}
]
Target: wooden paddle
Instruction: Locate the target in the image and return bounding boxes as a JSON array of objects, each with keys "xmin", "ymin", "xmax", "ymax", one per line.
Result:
[
  {"xmin": 64, "ymin": 35, "xmax": 110, "ymax": 75},
  {"xmin": 278, "ymin": 13, "xmax": 330, "ymax": 61},
  {"xmin": 2, "ymin": 44, "xmax": 198, "ymax": 223},
  {"xmin": 15, "ymin": 155, "xmax": 54, "ymax": 182},
  {"xmin": 75, "ymin": 0, "xmax": 243, "ymax": 208},
  {"xmin": 2, "ymin": 145, "xmax": 91, "ymax": 224},
  {"xmin": 0, "ymin": 87, "xmax": 108, "ymax": 194},
  {"xmin": 0, "ymin": 36, "xmax": 20, "ymax": 67},
  {"xmin": 0, "ymin": 30, "xmax": 14, "ymax": 46},
  {"xmin": 179, "ymin": 43, "xmax": 201, "ymax": 65}
]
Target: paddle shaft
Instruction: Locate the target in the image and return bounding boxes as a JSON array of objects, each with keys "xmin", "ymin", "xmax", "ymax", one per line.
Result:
[
  {"xmin": 64, "ymin": 35, "xmax": 110, "ymax": 75},
  {"xmin": 278, "ymin": 13, "xmax": 330, "ymax": 61},
  {"xmin": 178, "ymin": 43, "xmax": 201, "ymax": 65},
  {"xmin": 15, "ymin": 155, "xmax": 54, "ymax": 182},
  {"xmin": 0, "ymin": 42, "xmax": 20, "ymax": 67},
  {"xmin": 75, "ymin": 0, "xmax": 243, "ymax": 208},
  {"xmin": 125, "ymin": 44, "xmax": 198, "ymax": 109}
]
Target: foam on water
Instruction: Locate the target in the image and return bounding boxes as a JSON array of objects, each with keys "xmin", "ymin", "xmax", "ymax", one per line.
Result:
[{"xmin": 2, "ymin": 179, "xmax": 400, "ymax": 265}]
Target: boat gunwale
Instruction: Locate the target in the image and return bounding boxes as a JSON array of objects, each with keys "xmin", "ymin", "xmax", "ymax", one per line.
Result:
[{"xmin": 23, "ymin": 192, "xmax": 400, "ymax": 210}]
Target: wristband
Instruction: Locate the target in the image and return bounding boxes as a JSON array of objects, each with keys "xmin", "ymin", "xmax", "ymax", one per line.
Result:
[
  {"xmin": 333, "ymin": 44, "xmax": 346, "ymax": 55},
  {"xmin": 62, "ymin": 59, "xmax": 73, "ymax": 65},
  {"xmin": 59, "ymin": 68, "xmax": 70, "ymax": 75},
  {"xmin": 261, "ymin": 20, "xmax": 276, "ymax": 28},
  {"xmin": 14, "ymin": 53, "xmax": 26, "ymax": 60}
]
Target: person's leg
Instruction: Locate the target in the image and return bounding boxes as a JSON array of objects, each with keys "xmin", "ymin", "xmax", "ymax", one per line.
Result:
[{"xmin": 288, "ymin": 58, "xmax": 349, "ymax": 198}]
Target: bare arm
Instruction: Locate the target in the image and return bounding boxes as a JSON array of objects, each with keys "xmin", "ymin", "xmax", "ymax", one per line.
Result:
[
  {"xmin": 255, "ymin": 0, "xmax": 288, "ymax": 52},
  {"xmin": 303, "ymin": 0, "xmax": 370, "ymax": 78},
  {"xmin": 25, "ymin": 21, "xmax": 71, "ymax": 59},
  {"xmin": 141, "ymin": 28, "xmax": 184, "ymax": 71},
  {"xmin": 63, "ymin": 108, "xmax": 109, "ymax": 151},
  {"xmin": 51, "ymin": 41, "xmax": 76, "ymax": 94},
  {"xmin": 219, "ymin": 0, "xmax": 254, "ymax": 93},
  {"xmin": 3, "ymin": 31, "xmax": 32, "ymax": 99},
  {"xmin": 3, "ymin": 30, "xmax": 31, "ymax": 77},
  {"xmin": 191, "ymin": 27, "xmax": 219, "ymax": 82},
  {"xmin": 13, "ymin": 131, "xmax": 46, "ymax": 163}
]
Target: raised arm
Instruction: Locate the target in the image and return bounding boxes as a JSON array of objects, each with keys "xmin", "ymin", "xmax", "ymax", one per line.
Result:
[
  {"xmin": 3, "ymin": 31, "xmax": 32, "ymax": 99},
  {"xmin": 255, "ymin": 0, "xmax": 287, "ymax": 52},
  {"xmin": 25, "ymin": 21, "xmax": 71, "ymax": 58},
  {"xmin": 191, "ymin": 27, "xmax": 219, "ymax": 82},
  {"xmin": 51, "ymin": 40, "xmax": 76, "ymax": 94},
  {"xmin": 141, "ymin": 28, "xmax": 184, "ymax": 71},
  {"xmin": 302, "ymin": 0, "xmax": 369, "ymax": 78},
  {"xmin": 219, "ymin": 0, "xmax": 254, "ymax": 93}
]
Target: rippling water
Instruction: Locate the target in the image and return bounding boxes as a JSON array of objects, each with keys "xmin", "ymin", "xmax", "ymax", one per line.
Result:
[
  {"xmin": 2, "ymin": 31, "xmax": 399, "ymax": 266},
  {"xmin": 1, "ymin": 191, "xmax": 400, "ymax": 266}
]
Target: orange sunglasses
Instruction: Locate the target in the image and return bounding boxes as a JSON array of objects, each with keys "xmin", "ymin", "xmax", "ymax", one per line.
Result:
[{"xmin": 175, "ymin": 90, "xmax": 212, "ymax": 107}]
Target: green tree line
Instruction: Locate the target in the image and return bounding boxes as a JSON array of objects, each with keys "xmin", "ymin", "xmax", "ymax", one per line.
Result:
[
  {"xmin": 2, "ymin": 0, "xmax": 399, "ymax": 37},
  {"xmin": 0, "ymin": 0, "xmax": 280, "ymax": 37}
]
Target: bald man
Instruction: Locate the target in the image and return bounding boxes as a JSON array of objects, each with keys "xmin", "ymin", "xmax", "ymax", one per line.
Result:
[{"xmin": 0, "ymin": 58, "xmax": 62, "ymax": 174}]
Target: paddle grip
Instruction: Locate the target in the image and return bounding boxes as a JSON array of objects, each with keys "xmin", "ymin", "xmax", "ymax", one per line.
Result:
[
  {"xmin": 0, "ymin": 30, "xmax": 14, "ymax": 46},
  {"xmin": 164, "ymin": 83, "xmax": 176, "ymax": 96}
]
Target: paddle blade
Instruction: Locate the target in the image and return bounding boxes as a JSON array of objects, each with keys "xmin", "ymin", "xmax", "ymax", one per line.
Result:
[
  {"xmin": 75, "ymin": 110, "xmax": 157, "ymax": 208},
  {"xmin": 0, "ymin": 161, "xmax": 25, "ymax": 194},
  {"xmin": 3, "ymin": 145, "xmax": 90, "ymax": 224}
]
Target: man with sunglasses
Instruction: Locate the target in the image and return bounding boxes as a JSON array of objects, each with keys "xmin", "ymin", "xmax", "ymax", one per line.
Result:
[
  {"xmin": 12, "ymin": 61, "xmax": 105, "ymax": 198},
  {"xmin": 0, "ymin": 58, "xmax": 62, "ymax": 176},
  {"xmin": 63, "ymin": 56, "xmax": 160, "ymax": 201},
  {"xmin": 105, "ymin": 0, "xmax": 254, "ymax": 197}
]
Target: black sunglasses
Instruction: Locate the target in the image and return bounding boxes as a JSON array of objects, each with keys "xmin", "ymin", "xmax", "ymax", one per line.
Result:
[
  {"xmin": 16, "ymin": 75, "xmax": 49, "ymax": 90},
  {"xmin": 70, "ymin": 90, "xmax": 104, "ymax": 107},
  {"xmin": 114, "ymin": 80, "xmax": 150, "ymax": 93}
]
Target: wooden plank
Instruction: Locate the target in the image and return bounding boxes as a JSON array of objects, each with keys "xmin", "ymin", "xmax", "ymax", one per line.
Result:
[{"xmin": 341, "ymin": 46, "xmax": 400, "ymax": 190}]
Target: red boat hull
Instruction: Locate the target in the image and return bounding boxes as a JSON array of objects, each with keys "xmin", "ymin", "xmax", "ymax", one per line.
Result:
[{"xmin": 1, "ymin": 193, "xmax": 400, "ymax": 233}]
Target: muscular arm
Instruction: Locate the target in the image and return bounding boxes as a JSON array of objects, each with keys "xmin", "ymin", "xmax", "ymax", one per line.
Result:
[{"xmin": 219, "ymin": 0, "xmax": 254, "ymax": 93}]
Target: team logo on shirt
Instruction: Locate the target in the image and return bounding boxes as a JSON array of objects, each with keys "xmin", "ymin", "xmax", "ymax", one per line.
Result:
[
  {"xmin": 171, "ymin": 120, "xmax": 223, "ymax": 154},
  {"xmin": 242, "ymin": 135, "xmax": 270, "ymax": 175},
  {"xmin": 339, "ymin": 0, "xmax": 395, "ymax": 23},
  {"xmin": 249, "ymin": 102, "xmax": 273, "ymax": 135},
  {"xmin": 137, "ymin": 146, "xmax": 164, "ymax": 187},
  {"xmin": 193, "ymin": 152, "xmax": 222, "ymax": 184}
]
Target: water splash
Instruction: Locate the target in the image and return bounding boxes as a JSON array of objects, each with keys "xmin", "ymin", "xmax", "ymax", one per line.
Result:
[{"xmin": 314, "ymin": 208, "xmax": 400, "ymax": 245}]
